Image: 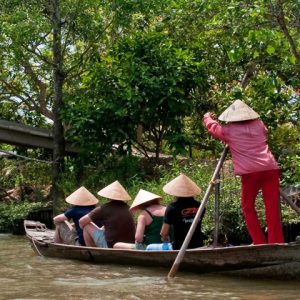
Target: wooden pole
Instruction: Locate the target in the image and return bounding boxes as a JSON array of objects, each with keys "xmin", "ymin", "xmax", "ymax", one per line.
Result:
[
  {"xmin": 213, "ymin": 172, "xmax": 221, "ymax": 247},
  {"xmin": 168, "ymin": 146, "xmax": 229, "ymax": 278}
]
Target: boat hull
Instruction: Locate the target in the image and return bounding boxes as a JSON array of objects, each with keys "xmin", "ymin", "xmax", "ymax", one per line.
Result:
[{"xmin": 24, "ymin": 221, "xmax": 300, "ymax": 277}]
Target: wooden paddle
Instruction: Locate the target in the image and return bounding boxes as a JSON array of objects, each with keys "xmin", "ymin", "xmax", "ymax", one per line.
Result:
[{"xmin": 168, "ymin": 145, "xmax": 229, "ymax": 278}]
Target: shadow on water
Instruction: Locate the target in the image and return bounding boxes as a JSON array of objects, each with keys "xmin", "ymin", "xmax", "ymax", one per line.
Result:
[{"xmin": 0, "ymin": 234, "xmax": 299, "ymax": 300}]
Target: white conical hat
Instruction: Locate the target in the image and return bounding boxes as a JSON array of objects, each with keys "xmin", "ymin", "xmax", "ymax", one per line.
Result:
[
  {"xmin": 97, "ymin": 180, "xmax": 131, "ymax": 201},
  {"xmin": 65, "ymin": 186, "xmax": 99, "ymax": 206},
  {"xmin": 218, "ymin": 99, "xmax": 260, "ymax": 122},
  {"xmin": 130, "ymin": 189, "xmax": 162, "ymax": 211},
  {"xmin": 163, "ymin": 173, "xmax": 201, "ymax": 197}
]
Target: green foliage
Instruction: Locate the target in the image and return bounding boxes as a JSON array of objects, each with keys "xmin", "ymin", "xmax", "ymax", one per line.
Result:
[
  {"xmin": 64, "ymin": 29, "xmax": 208, "ymax": 159},
  {"xmin": 2, "ymin": 0, "xmax": 300, "ymax": 180},
  {"xmin": 280, "ymin": 154, "xmax": 300, "ymax": 186},
  {"xmin": 0, "ymin": 201, "xmax": 44, "ymax": 232},
  {"xmin": 82, "ymin": 155, "xmax": 144, "ymax": 192},
  {"xmin": 0, "ymin": 158, "xmax": 51, "ymax": 189},
  {"xmin": 1, "ymin": 152, "xmax": 299, "ymax": 243},
  {"xmin": 0, "ymin": 0, "xmax": 141, "ymax": 122},
  {"xmin": 0, "ymin": 157, "xmax": 51, "ymax": 232}
]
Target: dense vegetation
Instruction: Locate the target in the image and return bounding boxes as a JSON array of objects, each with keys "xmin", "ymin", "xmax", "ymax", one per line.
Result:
[
  {"xmin": 0, "ymin": 154, "xmax": 299, "ymax": 244},
  {"xmin": 0, "ymin": 0, "xmax": 299, "ymax": 241}
]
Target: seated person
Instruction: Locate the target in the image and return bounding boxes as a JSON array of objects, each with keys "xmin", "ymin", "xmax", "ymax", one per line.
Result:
[
  {"xmin": 79, "ymin": 180, "xmax": 135, "ymax": 248},
  {"xmin": 114, "ymin": 189, "xmax": 168, "ymax": 250},
  {"xmin": 53, "ymin": 186, "xmax": 98, "ymax": 246},
  {"xmin": 160, "ymin": 173, "xmax": 206, "ymax": 250}
]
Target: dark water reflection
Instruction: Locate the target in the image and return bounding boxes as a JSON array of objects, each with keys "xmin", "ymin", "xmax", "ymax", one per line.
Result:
[{"xmin": 0, "ymin": 234, "xmax": 299, "ymax": 300}]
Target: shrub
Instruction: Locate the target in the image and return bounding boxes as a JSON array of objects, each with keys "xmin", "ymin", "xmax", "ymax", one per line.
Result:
[{"xmin": 0, "ymin": 201, "xmax": 44, "ymax": 233}]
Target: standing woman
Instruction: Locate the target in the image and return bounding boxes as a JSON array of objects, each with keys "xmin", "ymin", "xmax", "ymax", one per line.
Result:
[
  {"xmin": 203, "ymin": 99, "xmax": 284, "ymax": 245},
  {"xmin": 113, "ymin": 189, "xmax": 167, "ymax": 250}
]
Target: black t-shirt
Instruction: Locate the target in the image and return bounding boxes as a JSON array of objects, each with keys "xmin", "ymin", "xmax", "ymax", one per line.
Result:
[{"xmin": 164, "ymin": 197, "xmax": 205, "ymax": 250}]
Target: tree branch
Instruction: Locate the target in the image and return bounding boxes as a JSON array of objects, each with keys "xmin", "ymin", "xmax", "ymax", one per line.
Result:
[
  {"xmin": 65, "ymin": 17, "xmax": 115, "ymax": 76},
  {"xmin": 241, "ymin": 62, "xmax": 257, "ymax": 88},
  {"xmin": 271, "ymin": 0, "xmax": 300, "ymax": 66},
  {"xmin": 22, "ymin": 44, "xmax": 54, "ymax": 67},
  {"xmin": 22, "ymin": 61, "xmax": 54, "ymax": 120}
]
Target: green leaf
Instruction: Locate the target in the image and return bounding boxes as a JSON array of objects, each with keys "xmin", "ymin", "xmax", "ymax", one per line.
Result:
[
  {"xmin": 289, "ymin": 55, "xmax": 296, "ymax": 64},
  {"xmin": 253, "ymin": 50, "xmax": 260, "ymax": 58},
  {"xmin": 266, "ymin": 45, "xmax": 275, "ymax": 55},
  {"xmin": 227, "ymin": 49, "xmax": 236, "ymax": 62}
]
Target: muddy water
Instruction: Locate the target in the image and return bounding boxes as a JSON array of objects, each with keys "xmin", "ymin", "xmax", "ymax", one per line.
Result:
[{"xmin": 0, "ymin": 234, "xmax": 299, "ymax": 300}]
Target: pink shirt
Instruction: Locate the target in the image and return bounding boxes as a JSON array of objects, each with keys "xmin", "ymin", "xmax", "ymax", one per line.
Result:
[{"xmin": 203, "ymin": 115, "xmax": 278, "ymax": 175}]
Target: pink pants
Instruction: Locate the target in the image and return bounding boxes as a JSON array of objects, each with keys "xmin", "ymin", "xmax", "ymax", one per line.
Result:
[{"xmin": 241, "ymin": 169, "xmax": 284, "ymax": 244}]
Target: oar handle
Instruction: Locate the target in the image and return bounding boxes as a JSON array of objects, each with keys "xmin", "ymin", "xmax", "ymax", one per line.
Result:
[{"xmin": 168, "ymin": 145, "xmax": 229, "ymax": 278}]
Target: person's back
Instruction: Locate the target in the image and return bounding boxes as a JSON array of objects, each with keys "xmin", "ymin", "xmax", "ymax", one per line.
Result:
[
  {"xmin": 141, "ymin": 205, "xmax": 165, "ymax": 245},
  {"xmin": 89, "ymin": 200, "xmax": 135, "ymax": 247},
  {"xmin": 164, "ymin": 197, "xmax": 205, "ymax": 250},
  {"xmin": 205, "ymin": 118, "xmax": 278, "ymax": 175},
  {"xmin": 64, "ymin": 205, "xmax": 97, "ymax": 245},
  {"xmin": 53, "ymin": 186, "xmax": 99, "ymax": 246},
  {"xmin": 113, "ymin": 189, "xmax": 167, "ymax": 250},
  {"xmin": 160, "ymin": 174, "xmax": 205, "ymax": 250},
  {"xmin": 79, "ymin": 180, "xmax": 135, "ymax": 248}
]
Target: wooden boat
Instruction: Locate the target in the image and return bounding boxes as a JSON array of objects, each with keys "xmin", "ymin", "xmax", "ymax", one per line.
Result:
[{"xmin": 24, "ymin": 220, "xmax": 300, "ymax": 279}]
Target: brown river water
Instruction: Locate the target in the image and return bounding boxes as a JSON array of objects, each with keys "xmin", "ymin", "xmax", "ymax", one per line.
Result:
[{"xmin": 0, "ymin": 234, "xmax": 299, "ymax": 300}]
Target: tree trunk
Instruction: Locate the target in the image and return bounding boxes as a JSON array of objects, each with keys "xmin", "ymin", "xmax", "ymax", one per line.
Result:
[{"xmin": 51, "ymin": 0, "xmax": 65, "ymax": 215}]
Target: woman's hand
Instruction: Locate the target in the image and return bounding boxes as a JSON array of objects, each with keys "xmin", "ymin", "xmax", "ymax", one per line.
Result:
[{"xmin": 204, "ymin": 112, "xmax": 216, "ymax": 119}]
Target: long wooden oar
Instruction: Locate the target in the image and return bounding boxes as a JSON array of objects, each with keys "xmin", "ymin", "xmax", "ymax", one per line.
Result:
[{"xmin": 168, "ymin": 145, "xmax": 229, "ymax": 278}]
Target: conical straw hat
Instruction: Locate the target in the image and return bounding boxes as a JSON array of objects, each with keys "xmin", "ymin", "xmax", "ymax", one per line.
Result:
[
  {"xmin": 218, "ymin": 99, "xmax": 259, "ymax": 122},
  {"xmin": 130, "ymin": 189, "xmax": 162, "ymax": 211},
  {"xmin": 66, "ymin": 186, "xmax": 99, "ymax": 206},
  {"xmin": 97, "ymin": 180, "xmax": 131, "ymax": 201},
  {"xmin": 163, "ymin": 173, "xmax": 201, "ymax": 197}
]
